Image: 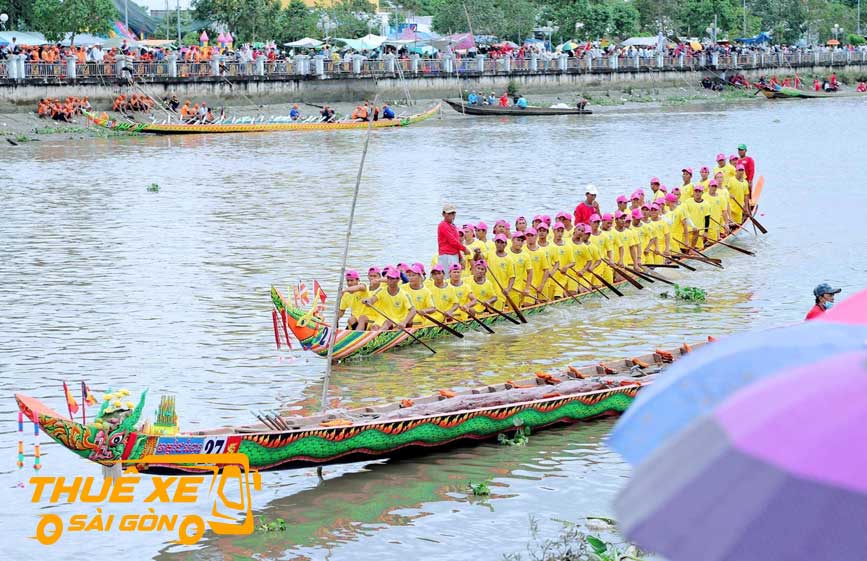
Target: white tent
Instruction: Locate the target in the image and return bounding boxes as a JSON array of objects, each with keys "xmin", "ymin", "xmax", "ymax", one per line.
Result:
[
  {"xmin": 0, "ymin": 31, "xmax": 47, "ymax": 45},
  {"xmin": 621, "ymin": 37, "xmax": 660, "ymax": 47},
  {"xmin": 284, "ymin": 37, "xmax": 323, "ymax": 48},
  {"xmin": 358, "ymin": 33, "xmax": 387, "ymax": 48}
]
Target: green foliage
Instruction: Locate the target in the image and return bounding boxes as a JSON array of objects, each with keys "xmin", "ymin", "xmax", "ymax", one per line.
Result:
[
  {"xmin": 31, "ymin": 0, "xmax": 114, "ymax": 45},
  {"xmin": 848, "ymin": 33, "xmax": 865, "ymax": 46},
  {"xmin": 540, "ymin": 0, "xmax": 638, "ymax": 41},
  {"xmin": 0, "ymin": 0, "xmax": 38, "ymax": 29},
  {"xmin": 468, "ymin": 481, "xmax": 491, "ymax": 496},
  {"xmin": 281, "ymin": 0, "xmax": 319, "ymax": 43},
  {"xmin": 660, "ymin": 284, "xmax": 707, "ymax": 301},
  {"xmin": 193, "ymin": 0, "xmax": 283, "ymax": 43},
  {"xmin": 507, "ymin": 79, "xmax": 520, "ymax": 96},
  {"xmin": 498, "ymin": 426, "xmax": 530, "ymax": 446},
  {"xmin": 502, "ymin": 517, "xmax": 649, "ymax": 561},
  {"xmin": 256, "ymin": 516, "xmax": 286, "ymax": 532},
  {"xmin": 147, "ymin": 183, "xmax": 160, "ymax": 192}
]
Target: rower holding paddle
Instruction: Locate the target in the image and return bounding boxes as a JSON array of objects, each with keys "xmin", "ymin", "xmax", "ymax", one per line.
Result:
[
  {"xmin": 507, "ymin": 231, "xmax": 533, "ymax": 305},
  {"xmin": 466, "ymin": 260, "xmax": 502, "ymax": 312},
  {"xmin": 488, "ymin": 234, "xmax": 517, "ymax": 300},
  {"xmin": 406, "ymin": 264, "xmax": 438, "ymax": 326},
  {"xmin": 361, "ymin": 267, "xmax": 416, "ymax": 330}
]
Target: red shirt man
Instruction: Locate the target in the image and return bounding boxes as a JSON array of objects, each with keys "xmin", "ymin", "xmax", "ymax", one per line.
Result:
[
  {"xmin": 736, "ymin": 144, "xmax": 755, "ymax": 187},
  {"xmin": 573, "ymin": 184, "xmax": 599, "ymax": 225},
  {"xmin": 437, "ymin": 203, "xmax": 468, "ymax": 268},
  {"xmin": 805, "ymin": 283, "xmax": 841, "ymax": 320}
]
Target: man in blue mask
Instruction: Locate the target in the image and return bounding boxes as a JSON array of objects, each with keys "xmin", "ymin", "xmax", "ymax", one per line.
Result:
[{"xmin": 805, "ymin": 283, "xmax": 842, "ymax": 320}]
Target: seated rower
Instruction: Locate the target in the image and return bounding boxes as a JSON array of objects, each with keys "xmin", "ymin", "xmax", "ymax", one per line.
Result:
[
  {"xmin": 448, "ymin": 263, "xmax": 472, "ymax": 321},
  {"xmin": 466, "ymin": 259, "xmax": 501, "ymax": 313},
  {"xmin": 360, "ymin": 267, "xmax": 415, "ymax": 330},
  {"xmin": 428, "ymin": 265, "xmax": 461, "ymax": 322},
  {"xmin": 351, "ymin": 267, "xmax": 384, "ymax": 330},
  {"xmin": 516, "ymin": 95, "xmax": 528, "ymax": 109},
  {"xmin": 406, "ymin": 264, "xmax": 437, "ymax": 325},
  {"xmin": 337, "ymin": 269, "xmax": 363, "ymax": 329},
  {"xmin": 289, "ymin": 104, "xmax": 301, "ymax": 121},
  {"xmin": 382, "ymin": 104, "xmax": 395, "ymax": 119}
]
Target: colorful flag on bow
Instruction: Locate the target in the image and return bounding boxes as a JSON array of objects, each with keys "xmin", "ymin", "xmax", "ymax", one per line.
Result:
[
  {"xmin": 81, "ymin": 381, "xmax": 97, "ymax": 406},
  {"xmin": 297, "ymin": 281, "xmax": 310, "ymax": 307},
  {"xmin": 313, "ymin": 280, "xmax": 327, "ymax": 314},
  {"xmin": 62, "ymin": 381, "xmax": 79, "ymax": 417}
]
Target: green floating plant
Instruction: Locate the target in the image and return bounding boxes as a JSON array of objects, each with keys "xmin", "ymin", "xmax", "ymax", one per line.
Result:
[
  {"xmin": 498, "ymin": 426, "xmax": 531, "ymax": 446},
  {"xmin": 147, "ymin": 183, "xmax": 160, "ymax": 192},
  {"xmin": 468, "ymin": 481, "xmax": 491, "ymax": 496},
  {"xmin": 660, "ymin": 284, "xmax": 706, "ymax": 302}
]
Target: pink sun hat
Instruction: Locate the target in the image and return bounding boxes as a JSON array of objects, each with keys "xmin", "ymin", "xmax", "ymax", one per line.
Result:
[
  {"xmin": 345, "ymin": 269, "xmax": 360, "ymax": 280},
  {"xmin": 631, "ymin": 209, "xmax": 644, "ymax": 220},
  {"xmin": 716, "ymin": 153, "xmax": 726, "ymax": 161},
  {"xmin": 475, "ymin": 221, "xmax": 488, "ymax": 231},
  {"xmin": 665, "ymin": 193, "xmax": 678, "ymax": 202},
  {"xmin": 650, "ymin": 177, "xmax": 660, "ymax": 184},
  {"xmin": 494, "ymin": 233, "xmax": 508, "ymax": 243},
  {"xmin": 617, "ymin": 195, "xmax": 628, "ymax": 204},
  {"xmin": 554, "ymin": 221, "xmax": 566, "ymax": 230},
  {"xmin": 589, "ymin": 214, "xmax": 602, "ymax": 223},
  {"xmin": 601, "ymin": 213, "xmax": 614, "ymax": 222}
]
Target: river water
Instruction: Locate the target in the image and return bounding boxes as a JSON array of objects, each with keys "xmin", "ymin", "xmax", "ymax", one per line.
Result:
[{"xmin": 1, "ymin": 96, "xmax": 865, "ymax": 560}]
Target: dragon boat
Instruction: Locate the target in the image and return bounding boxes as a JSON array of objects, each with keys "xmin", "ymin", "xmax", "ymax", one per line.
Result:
[
  {"xmin": 756, "ymin": 85, "xmax": 854, "ymax": 99},
  {"xmin": 444, "ymin": 99, "xmax": 593, "ymax": 116},
  {"xmin": 15, "ymin": 342, "xmax": 704, "ymax": 474},
  {"xmin": 272, "ymin": 188, "xmax": 763, "ymax": 362},
  {"xmin": 82, "ymin": 103, "xmax": 440, "ymax": 135}
]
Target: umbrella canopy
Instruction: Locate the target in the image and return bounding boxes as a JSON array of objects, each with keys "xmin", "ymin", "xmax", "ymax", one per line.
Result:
[
  {"xmin": 616, "ymin": 350, "xmax": 867, "ymax": 561},
  {"xmin": 284, "ymin": 37, "xmax": 323, "ymax": 48},
  {"xmin": 102, "ymin": 36, "xmax": 140, "ymax": 49},
  {"xmin": 827, "ymin": 39, "xmax": 840, "ymax": 46},
  {"xmin": 556, "ymin": 40, "xmax": 580, "ymax": 51},
  {"xmin": 820, "ymin": 287, "xmax": 867, "ymax": 324},
  {"xmin": 608, "ymin": 318, "xmax": 867, "ymax": 466}
]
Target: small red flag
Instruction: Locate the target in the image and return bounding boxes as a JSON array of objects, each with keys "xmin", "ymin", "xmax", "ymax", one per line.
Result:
[
  {"xmin": 63, "ymin": 381, "xmax": 79, "ymax": 415},
  {"xmin": 313, "ymin": 280, "xmax": 327, "ymax": 303}
]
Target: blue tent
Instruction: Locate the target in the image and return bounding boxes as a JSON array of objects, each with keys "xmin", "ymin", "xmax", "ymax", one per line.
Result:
[{"xmin": 737, "ymin": 31, "xmax": 772, "ymax": 45}]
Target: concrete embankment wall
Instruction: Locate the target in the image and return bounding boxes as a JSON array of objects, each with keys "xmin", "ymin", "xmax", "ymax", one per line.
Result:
[{"xmin": 2, "ymin": 63, "xmax": 865, "ymax": 110}]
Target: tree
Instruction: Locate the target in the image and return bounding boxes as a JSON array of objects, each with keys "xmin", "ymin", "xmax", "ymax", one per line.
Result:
[
  {"xmin": 430, "ymin": 0, "xmax": 503, "ymax": 35},
  {"xmin": 675, "ymin": 0, "xmax": 739, "ymax": 38},
  {"xmin": 279, "ymin": 0, "xmax": 318, "ymax": 43},
  {"xmin": 193, "ymin": 0, "xmax": 283, "ymax": 43},
  {"xmin": 0, "ymin": 0, "xmax": 38, "ymax": 30},
  {"xmin": 315, "ymin": 0, "xmax": 379, "ymax": 39},
  {"xmin": 31, "ymin": 0, "xmax": 115, "ymax": 46}
]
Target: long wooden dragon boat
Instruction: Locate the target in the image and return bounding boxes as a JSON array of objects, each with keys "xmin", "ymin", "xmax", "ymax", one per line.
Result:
[
  {"xmin": 444, "ymin": 99, "xmax": 593, "ymax": 116},
  {"xmin": 272, "ymin": 194, "xmax": 761, "ymax": 362},
  {"xmin": 15, "ymin": 342, "xmax": 704, "ymax": 474},
  {"xmin": 756, "ymin": 85, "xmax": 853, "ymax": 99},
  {"xmin": 82, "ymin": 103, "xmax": 440, "ymax": 135}
]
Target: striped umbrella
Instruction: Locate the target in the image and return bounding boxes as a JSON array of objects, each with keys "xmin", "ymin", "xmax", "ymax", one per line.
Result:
[
  {"xmin": 608, "ymin": 288, "xmax": 867, "ymax": 466},
  {"xmin": 616, "ymin": 350, "xmax": 867, "ymax": 561}
]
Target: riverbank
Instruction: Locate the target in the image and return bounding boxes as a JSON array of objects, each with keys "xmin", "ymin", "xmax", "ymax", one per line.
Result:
[{"xmin": 0, "ymin": 85, "xmax": 766, "ymax": 143}]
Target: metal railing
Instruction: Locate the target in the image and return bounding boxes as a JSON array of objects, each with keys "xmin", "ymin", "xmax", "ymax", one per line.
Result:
[{"xmin": 2, "ymin": 50, "xmax": 866, "ymax": 82}]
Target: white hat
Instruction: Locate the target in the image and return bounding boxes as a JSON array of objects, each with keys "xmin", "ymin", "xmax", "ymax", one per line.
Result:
[
  {"xmin": 585, "ymin": 184, "xmax": 598, "ymax": 196},
  {"xmin": 442, "ymin": 203, "xmax": 457, "ymax": 213}
]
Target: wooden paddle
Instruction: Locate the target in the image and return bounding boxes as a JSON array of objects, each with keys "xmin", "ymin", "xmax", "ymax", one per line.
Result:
[
  {"xmin": 645, "ymin": 263, "xmax": 679, "ymax": 269},
  {"xmin": 487, "ymin": 270, "xmax": 528, "ymax": 323},
  {"xmin": 563, "ymin": 268, "xmax": 610, "ymax": 300},
  {"xmin": 731, "ymin": 198, "xmax": 768, "ymax": 234},
  {"xmin": 602, "ymin": 259, "xmax": 644, "ymax": 290},
  {"xmin": 624, "ymin": 264, "xmax": 677, "ymax": 286},
  {"xmin": 364, "ymin": 302, "xmax": 436, "ymax": 354},
  {"xmin": 707, "ymin": 217, "xmax": 756, "ymax": 256},
  {"xmin": 589, "ymin": 269, "xmax": 625, "ymax": 297},
  {"xmin": 650, "ymin": 249, "xmax": 697, "ymax": 271},
  {"xmin": 478, "ymin": 300, "xmax": 522, "ymax": 325},
  {"xmin": 463, "ymin": 309, "xmax": 496, "ymax": 334},
  {"xmin": 417, "ymin": 311, "xmax": 464, "ymax": 339},
  {"xmin": 678, "ymin": 243, "xmax": 725, "ymax": 269},
  {"xmin": 546, "ymin": 273, "xmax": 584, "ymax": 305},
  {"xmin": 750, "ymin": 175, "xmax": 764, "ymax": 207}
]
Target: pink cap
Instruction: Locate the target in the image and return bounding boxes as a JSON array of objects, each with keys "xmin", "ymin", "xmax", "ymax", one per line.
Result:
[
  {"xmin": 449, "ymin": 263, "xmax": 462, "ymax": 272},
  {"xmin": 660, "ymin": 185, "xmax": 668, "ymax": 192},
  {"xmin": 665, "ymin": 193, "xmax": 678, "ymax": 203},
  {"xmin": 511, "ymin": 231, "xmax": 525, "ymax": 239},
  {"xmin": 631, "ymin": 209, "xmax": 643, "ymax": 220},
  {"xmin": 494, "ymin": 233, "xmax": 508, "ymax": 243},
  {"xmin": 409, "ymin": 263, "xmax": 425, "ymax": 275},
  {"xmin": 616, "ymin": 195, "xmax": 628, "ymax": 204},
  {"xmin": 709, "ymin": 179, "xmax": 718, "ymax": 187},
  {"xmin": 700, "ymin": 166, "xmax": 710, "ymax": 173},
  {"xmin": 542, "ymin": 215, "xmax": 552, "ymax": 225},
  {"xmin": 495, "ymin": 219, "xmax": 509, "ymax": 227},
  {"xmin": 537, "ymin": 222, "xmax": 549, "ymax": 231},
  {"xmin": 525, "ymin": 227, "xmax": 538, "ymax": 236},
  {"xmin": 532, "ymin": 215, "xmax": 543, "ymax": 223},
  {"xmin": 475, "ymin": 221, "xmax": 488, "ymax": 231},
  {"xmin": 641, "ymin": 203, "xmax": 651, "ymax": 210},
  {"xmin": 412, "ymin": 261, "xmax": 425, "ymax": 271},
  {"xmin": 473, "ymin": 259, "xmax": 488, "ymax": 268},
  {"xmin": 650, "ymin": 177, "xmax": 660, "ymax": 184},
  {"xmin": 631, "ymin": 192, "xmax": 641, "ymax": 200},
  {"xmin": 716, "ymin": 153, "xmax": 725, "ymax": 161},
  {"xmin": 601, "ymin": 213, "xmax": 614, "ymax": 222},
  {"xmin": 385, "ymin": 267, "xmax": 401, "ymax": 279},
  {"xmin": 682, "ymin": 167, "xmax": 693, "ymax": 175},
  {"xmin": 693, "ymin": 183, "xmax": 705, "ymax": 191},
  {"xmin": 553, "ymin": 221, "xmax": 565, "ymax": 230},
  {"xmin": 345, "ymin": 269, "xmax": 360, "ymax": 280},
  {"xmin": 736, "ymin": 164, "xmax": 745, "ymax": 171},
  {"xmin": 431, "ymin": 264, "xmax": 445, "ymax": 273},
  {"xmin": 515, "ymin": 215, "xmax": 526, "ymax": 223},
  {"xmin": 368, "ymin": 266, "xmax": 382, "ymax": 275},
  {"xmin": 729, "ymin": 154, "xmax": 738, "ymax": 161},
  {"xmin": 615, "ymin": 210, "xmax": 627, "ymax": 220},
  {"xmin": 582, "ymin": 224, "xmax": 593, "ymax": 234},
  {"xmin": 397, "ymin": 262, "xmax": 409, "ymax": 271},
  {"xmin": 672, "ymin": 186, "xmax": 681, "ymax": 193},
  {"xmin": 556, "ymin": 211, "xmax": 571, "ymax": 220},
  {"xmin": 589, "ymin": 213, "xmax": 602, "ymax": 222},
  {"xmin": 649, "ymin": 202, "xmax": 661, "ymax": 211}
]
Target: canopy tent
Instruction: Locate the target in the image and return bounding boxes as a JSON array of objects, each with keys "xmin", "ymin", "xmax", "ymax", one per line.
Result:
[
  {"xmin": 102, "ymin": 36, "xmax": 140, "ymax": 49},
  {"xmin": 0, "ymin": 31, "xmax": 47, "ymax": 45},
  {"xmin": 430, "ymin": 32, "xmax": 474, "ymax": 51},
  {"xmin": 60, "ymin": 33, "xmax": 108, "ymax": 46},
  {"xmin": 335, "ymin": 34, "xmax": 387, "ymax": 50},
  {"xmin": 138, "ymin": 39, "xmax": 176, "ymax": 47},
  {"xmin": 392, "ymin": 28, "xmax": 438, "ymax": 42},
  {"xmin": 621, "ymin": 36, "xmax": 662, "ymax": 47},
  {"xmin": 284, "ymin": 37, "xmax": 323, "ymax": 48},
  {"xmin": 737, "ymin": 31, "xmax": 772, "ymax": 45},
  {"xmin": 110, "ymin": 0, "xmax": 158, "ymax": 37}
]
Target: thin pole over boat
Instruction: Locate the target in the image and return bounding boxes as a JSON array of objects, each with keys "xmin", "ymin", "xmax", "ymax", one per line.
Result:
[{"xmin": 320, "ymin": 97, "xmax": 379, "ymax": 410}]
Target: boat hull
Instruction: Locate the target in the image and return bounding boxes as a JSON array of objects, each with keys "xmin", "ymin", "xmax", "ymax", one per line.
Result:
[
  {"xmin": 17, "ymin": 385, "xmax": 640, "ymax": 473},
  {"xmin": 758, "ymin": 86, "xmax": 843, "ymax": 99},
  {"xmin": 444, "ymin": 99, "xmax": 592, "ymax": 115},
  {"xmin": 83, "ymin": 103, "xmax": 440, "ymax": 135}
]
